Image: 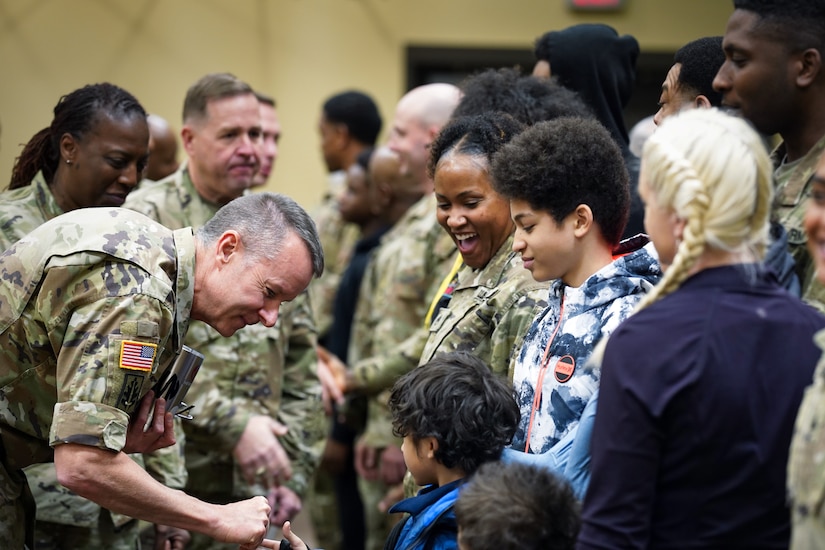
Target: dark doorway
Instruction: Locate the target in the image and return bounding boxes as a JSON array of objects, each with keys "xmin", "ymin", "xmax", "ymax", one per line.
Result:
[
  {"xmin": 406, "ymin": 45, "xmax": 535, "ymax": 89},
  {"xmin": 405, "ymin": 45, "xmax": 674, "ymax": 133}
]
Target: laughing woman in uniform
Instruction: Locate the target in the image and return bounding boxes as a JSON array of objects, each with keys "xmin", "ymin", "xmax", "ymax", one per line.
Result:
[{"xmin": 416, "ymin": 111, "xmax": 548, "ymax": 379}]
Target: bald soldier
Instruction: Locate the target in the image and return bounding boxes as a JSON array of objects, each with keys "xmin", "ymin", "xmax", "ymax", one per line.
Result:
[{"xmin": 0, "ymin": 193, "xmax": 323, "ymax": 550}]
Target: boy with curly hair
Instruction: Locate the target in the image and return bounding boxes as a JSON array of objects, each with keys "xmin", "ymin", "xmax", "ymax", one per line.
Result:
[
  {"xmin": 382, "ymin": 351, "xmax": 520, "ymax": 550},
  {"xmin": 270, "ymin": 352, "xmax": 519, "ymax": 550}
]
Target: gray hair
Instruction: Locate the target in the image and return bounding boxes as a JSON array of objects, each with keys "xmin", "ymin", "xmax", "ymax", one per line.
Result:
[{"xmin": 196, "ymin": 192, "xmax": 324, "ymax": 277}]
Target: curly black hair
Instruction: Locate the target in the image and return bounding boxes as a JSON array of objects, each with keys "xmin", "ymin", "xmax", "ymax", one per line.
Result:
[
  {"xmin": 388, "ymin": 352, "xmax": 519, "ymax": 476},
  {"xmin": 674, "ymin": 36, "xmax": 725, "ymax": 107},
  {"xmin": 322, "ymin": 90, "xmax": 383, "ymax": 146},
  {"xmin": 455, "ymin": 462, "xmax": 581, "ymax": 550},
  {"xmin": 491, "ymin": 116, "xmax": 629, "ymax": 247},
  {"xmin": 734, "ymin": 0, "xmax": 825, "ymax": 53},
  {"xmin": 426, "ymin": 111, "xmax": 524, "ymax": 181},
  {"xmin": 453, "ymin": 67, "xmax": 593, "ymax": 126}
]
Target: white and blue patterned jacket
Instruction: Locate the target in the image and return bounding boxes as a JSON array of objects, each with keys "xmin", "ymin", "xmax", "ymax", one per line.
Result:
[{"xmin": 511, "ymin": 236, "xmax": 661, "ymax": 454}]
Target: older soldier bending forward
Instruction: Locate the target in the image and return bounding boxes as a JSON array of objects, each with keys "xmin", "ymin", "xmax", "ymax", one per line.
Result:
[{"xmin": 0, "ymin": 192, "xmax": 323, "ymax": 549}]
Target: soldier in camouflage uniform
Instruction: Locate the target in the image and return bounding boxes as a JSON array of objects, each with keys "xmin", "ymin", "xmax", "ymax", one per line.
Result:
[
  {"xmin": 714, "ymin": 0, "xmax": 825, "ymax": 311},
  {"xmin": 401, "ymin": 113, "xmax": 551, "ymax": 502},
  {"xmin": 316, "ymin": 84, "xmax": 460, "ymax": 550},
  {"xmin": 0, "ymin": 82, "xmax": 191, "ymax": 549},
  {"xmin": 413, "ymin": 116, "xmax": 561, "ymax": 376},
  {"xmin": 0, "ymin": 191, "xmax": 322, "ymax": 549},
  {"xmin": 124, "ymin": 73, "xmax": 325, "ymax": 550},
  {"xmin": 309, "ymin": 91, "xmax": 382, "ymax": 339},
  {"xmin": 715, "ymin": 15, "xmax": 825, "ymax": 537},
  {"xmin": 306, "ymin": 91, "xmax": 382, "ymax": 550}
]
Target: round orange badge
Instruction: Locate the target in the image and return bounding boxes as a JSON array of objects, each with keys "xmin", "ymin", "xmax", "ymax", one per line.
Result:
[{"xmin": 554, "ymin": 355, "xmax": 576, "ymax": 383}]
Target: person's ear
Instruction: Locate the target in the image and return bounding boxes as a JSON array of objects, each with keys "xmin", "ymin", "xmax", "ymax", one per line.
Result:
[
  {"xmin": 181, "ymin": 125, "xmax": 196, "ymax": 157},
  {"xmin": 59, "ymin": 133, "xmax": 78, "ymax": 164},
  {"xmin": 332, "ymin": 123, "xmax": 349, "ymax": 150},
  {"xmin": 424, "ymin": 436, "xmax": 438, "ymax": 459},
  {"xmin": 371, "ymin": 181, "xmax": 392, "ymax": 215},
  {"xmin": 694, "ymin": 95, "xmax": 712, "ymax": 109},
  {"xmin": 671, "ymin": 213, "xmax": 686, "ymax": 244},
  {"xmin": 572, "ymin": 204, "xmax": 594, "ymax": 238},
  {"xmin": 533, "ymin": 59, "xmax": 552, "ymax": 79},
  {"xmin": 797, "ymin": 48, "xmax": 822, "ymax": 88},
  {"xmin": 425, "ymin": 125, "xmax": 442, "ymax": 150},
  {"xmin": 215, "ymin": 230, "xmax": 242, "ymax": 265}
]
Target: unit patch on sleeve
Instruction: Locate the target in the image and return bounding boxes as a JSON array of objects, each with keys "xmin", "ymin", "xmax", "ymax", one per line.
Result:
[
  {"xmin": 117, "ymin": 373, "xmax": 145, "ymax": 410},
  {"xmin": 119, "ymin": 340, "xmax": 157, "ymax": 371}
]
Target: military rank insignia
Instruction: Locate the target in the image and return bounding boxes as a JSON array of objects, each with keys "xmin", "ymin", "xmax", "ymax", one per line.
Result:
[{"xmin": 119, "ymin": 340, "xmax": 157, "ymax": 371}]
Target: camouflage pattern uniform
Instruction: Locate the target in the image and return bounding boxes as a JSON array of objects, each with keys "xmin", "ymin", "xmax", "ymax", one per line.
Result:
[
  {"xmin": 307, "ymin": 174, "xmax": 362, "ymax": 550},
  {"xmin": 0, "ymin": 207, "xmax": 195, "ymax": 549},
  {"xmin": 773, "ymin": 134, "xmax": 825, "ymax": 313},
  {"xmin": 124, "ymin": 166, "xmax": 324, "ymax": 550},
  {"xmin": 308, "ymin": 174, "xmax": 360, "ymax": 338},
  {"xmin": 0, "ymin": 172, "xmax": 187, "ymax": 549},
  {"xmin": 345, "ymin": 194, "xmax": 457, "ymax": 550},
  {"xmin": 789, "ymin": 329, "xmax": 825, "ymax": 549},
  {"xmin": 0, "ymin": 171, "xmax": 63, "ymax": 235},
  {"xmin": 417, "ymin": 234, "xmax": 549, "ymax": 380},
  {"xmin": 393, "ymin": 235, "xmax": 549, "ymax": 501}
]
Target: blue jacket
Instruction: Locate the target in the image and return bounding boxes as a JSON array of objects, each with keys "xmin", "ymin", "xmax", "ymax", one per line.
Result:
[
  {"xmin": 387, "ymin": 479, "xmax": 463, "ymax": 550},
  {"xmin": 511, "ymin": 236, "xmax": 661, "ymax": 455},
  {"xmin": 502, "ymin": 389, "xmax": 598, "ymax": 501}
]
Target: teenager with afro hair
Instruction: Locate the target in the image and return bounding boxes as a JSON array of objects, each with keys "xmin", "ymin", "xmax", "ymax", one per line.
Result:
[{"xmin": 493, "ymin": 116, "xmax": 661, "ymax": 500}]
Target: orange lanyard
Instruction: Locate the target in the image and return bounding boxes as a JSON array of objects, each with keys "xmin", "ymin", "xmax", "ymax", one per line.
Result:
[{"xmin": 523, "ymin": 294, "xmax": 575, "ymax": 453}]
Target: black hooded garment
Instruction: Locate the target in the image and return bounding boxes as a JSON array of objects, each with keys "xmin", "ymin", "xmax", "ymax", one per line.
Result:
[{"xmin": 537, "ymin": 24, "xmax": 645, "ymax": 239}]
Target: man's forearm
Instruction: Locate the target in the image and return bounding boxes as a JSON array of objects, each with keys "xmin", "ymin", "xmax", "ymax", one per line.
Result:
[{"xmin": 55, "ymin": 444, "xmax": 235, "ymax": 540}]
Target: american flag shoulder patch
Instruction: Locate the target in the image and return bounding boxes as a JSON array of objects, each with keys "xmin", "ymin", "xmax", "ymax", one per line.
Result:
[{"xmin": 119, "ymin": 340, "xmax": 157, "ymax": 371}]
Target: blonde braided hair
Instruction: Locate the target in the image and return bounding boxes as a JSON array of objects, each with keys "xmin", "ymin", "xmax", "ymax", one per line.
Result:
[
  {"xmin": 635, "ymin": 107, "xmax": 773, "ymax": 312},
  {"xmin": 590, "ymin": 109, "xmax": 773, "ymax": 366}
]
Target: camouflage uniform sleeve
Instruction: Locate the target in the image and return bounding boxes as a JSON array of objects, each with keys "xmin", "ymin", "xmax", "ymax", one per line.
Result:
[
  {"xmin": 308, "ymin": 200, "xmax": 359, "ymax": 337},
  {"xmin": 50, "ymin": 289, "xmax": 174, "ymax": 453},
  {"xmin": 803, "ymin": 281, "xmax": 825, "ymax": 315},
  {"xmin": 275, "ymin": 294, "xmax": 325, "ymax": 498},
  {"xmin": 350, "ymin": 328, "xmax": 427, "ymax": 394},
  {"xmin": 772, "ymin": 136, "xmax": 825, "ymax": 313},
  {"xmin": 182, "ymin": 321, "xmax": 267, "ymax": 453},
  {"xmin": 358, "ymin": 391, "xmax": 401, "ymax": 450},
  {"xmin": 788, "ymin": 329, "xmax": 825, "ymax": 540},
  {"xmin": 122, "ymin": 194, "xmax": 163, "ymax": 224},
  {"xmin": 488, "ymin": 286, "xmax": 549, "ymax": 382},
  {"xmin": 186, "ymin": 396, "xmax": 257, "ymax": 453}
]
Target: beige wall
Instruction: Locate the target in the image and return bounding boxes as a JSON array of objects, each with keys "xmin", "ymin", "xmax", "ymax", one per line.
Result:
[{"xmin": 0, "ymin": 0, "xmax": 732, "ymax": 210}]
